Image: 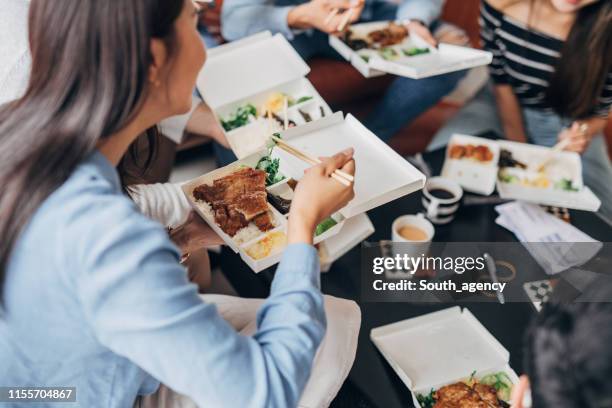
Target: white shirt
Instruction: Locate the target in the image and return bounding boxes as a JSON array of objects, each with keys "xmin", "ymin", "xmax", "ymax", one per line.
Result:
[{"xmin": 0, "ymin": 0, "xmax": 200, "ymax": 144}]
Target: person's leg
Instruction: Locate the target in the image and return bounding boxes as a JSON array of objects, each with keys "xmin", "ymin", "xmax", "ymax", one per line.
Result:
[
  {"xmin": 139, "ymin": 295, "xmax": 361, "ymax": 408},
  {"xmin": 364, "ymin": 70, "xmax": 466, "ymax": 142},
  {"xmin": 426, "ymin": 81, "xmax": 504, "ymax": 151},
  {"xmin": 580, "ymin": 135, "xmax": 612, "ymax": 225}
]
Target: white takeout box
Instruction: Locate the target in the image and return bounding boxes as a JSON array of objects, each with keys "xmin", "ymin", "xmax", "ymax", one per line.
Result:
[
  {"xmin": 182, "ymin": 113, "xmax": 424, "ymax": 272},
  {"xmin": 329, "ymin": 21, "xmax": 493, "ymax": 79},
  {"xmin": 441, "ymin": 134, "xmax": 500, "ymax": 195},
  {"xmin": 371, "ymin": 307, "xmax": 519, "ymax": 407},
  {"xmin": 495, "ymin": 140, "xmax": 601, "ymax": 212},
  {"xmin": 319, "ymin": 213, "xmax": 375, "ymax": 272},
  {"xmin": 440, "ymin": 135, "xmax": 601, "ymax": 211},
  {"xmin": 196, "ymin": 31, "xmax": 332, "ymax": 158}
]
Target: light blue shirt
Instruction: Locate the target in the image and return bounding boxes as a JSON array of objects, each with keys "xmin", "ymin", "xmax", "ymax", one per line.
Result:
[
  {"xmin": 0, "ymin": 151, "xmax": 325, "ymax": 407},
  {"xmin": 221, "ymin": 0, "xmax": 445, "ymax": 41}
]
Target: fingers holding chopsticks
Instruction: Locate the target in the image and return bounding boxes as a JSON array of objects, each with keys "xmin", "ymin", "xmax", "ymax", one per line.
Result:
[{"xmin": 320, "ymin": 148, "xmax": 355, "ymax": 179}]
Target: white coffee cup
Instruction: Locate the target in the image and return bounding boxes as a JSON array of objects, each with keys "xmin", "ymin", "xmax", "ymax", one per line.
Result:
[
  {"xmin": 422, "ymin": 177, "xmax": 463, "ymax": 225},
  {"xmin": 391, "ymin": 213, "xmax": 435, "ymax": 260}
]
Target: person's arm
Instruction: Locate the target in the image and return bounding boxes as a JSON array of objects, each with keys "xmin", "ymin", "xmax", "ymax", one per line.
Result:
[
  {"xmin": 494, "ymin": 85, "xmax": 528, "ymax": 142},
  {"xmin": 221, "ymin": 0, "xmax": 360, "ymax": 41},
  {"xmin": 558, "ymin": 116, "xmax": 609, "ymax": 154},
  {"xmin": 74, "ymin": 151, "xmax": 355, "ymax": 408},
  {"xmin": 159, "ymin": 97, "xmax": 229, "ymax": 148},
  {"xmin": 479, "ymin": 1, "xmax": 527, "ymax": 142},
  {"xmin": 221, "ymin": 0, "xmax": 296, "ymax": 41},
  {"xmin": 396, "ymin": 0, "xmax": 445, "ymax": 27}
]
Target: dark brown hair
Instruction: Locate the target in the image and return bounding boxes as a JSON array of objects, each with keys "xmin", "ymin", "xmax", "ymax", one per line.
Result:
[
  {"xmin": 0, "ymin": 0, "xmax": 184, "ymax": 300},
  {"xmin": 546, "ymin": 0, "xmax": 612, "ymax": 119}
]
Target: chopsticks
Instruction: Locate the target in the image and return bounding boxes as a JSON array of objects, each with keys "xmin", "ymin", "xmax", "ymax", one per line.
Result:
[
  {"xmin": 532, "ymin": 137, "xmax": 571, "ymax": 173},
  {"xmin": 270, "ymin": 135, "xmax": 354, "ymax": 186},
  {"xmin": 337, "ymin": 8, "xmax": 355, "ymax": 32},
  {"xmin": 324, "ymin": 8, "xmax": 339, "ymax": 25}
]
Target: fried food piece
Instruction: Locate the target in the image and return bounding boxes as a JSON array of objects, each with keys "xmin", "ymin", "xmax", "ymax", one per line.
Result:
[
  {"xmin": 252, "ymin": 211, "xmax": 275, "ymax": 232},
  {"xmin": 435, "ymin": 383, "xmax": 475, "ymax": 404},
  {"xmin": 231, "ymin": 191, "xmax": 268, "ymax": 221},
  {"xmin": 368, "ymin": 22, "xmax": 408, "ymax": 47},
  {"xmin": 473, "ymin": 383, "xmax": 500, "ymax": 406},
  {"xmin": 193, "ymin": 168, "xmax": 269, "ymax": 236},
  {"xmin": 449, "ymin": 144, "xmax": 466, "ymax": 159}
]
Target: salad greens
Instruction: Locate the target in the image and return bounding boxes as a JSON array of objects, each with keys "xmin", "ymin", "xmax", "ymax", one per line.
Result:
[
  {"xmin": 554, "ymin": 178, "xmax": 579, "ymax": 192},
  {"xmin": 379, "ymin": 47, "xmax": 399, "ymax": 61},
  {"xmin": 257, "ymin": 133, "xmax": 285, "ymax": 186},
  {"xmin": 480, "ymin": 372, "xmax": 513, "ymax": 401},
  {"xmin": 290, "ymin": 96, "xmax": 313, "ymax": 106},
  {"xmin": 416, "ymin": 389, "xmax": 435, "ymax": 408},
  {"xmin": 221, "ymin": 104, "xmax": 257, "ymax": 132},
  {"xmin": 403, "ymin": 47, "xmax": 430, "ymax": 57},
  {"xmin": 315, "ymin": 217, "xmax": 338, "ymax": 236}
]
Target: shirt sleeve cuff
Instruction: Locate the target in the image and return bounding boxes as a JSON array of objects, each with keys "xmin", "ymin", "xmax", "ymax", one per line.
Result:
[
  {"xmin": 159, "ymin": 95, "xmax": 202, "ymax": 144},
  {"xmin": 271, "ymin": 6, "xmax": 296, "ymax": 40},
  {"xmin": 271, "ymin": 243, "xmax": 320, "ymax": 293},
  {"xmin": 396, "ymin": 3, "xmax": 441, "ymax": 26}
]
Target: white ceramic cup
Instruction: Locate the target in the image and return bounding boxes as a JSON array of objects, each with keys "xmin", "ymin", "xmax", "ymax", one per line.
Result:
[
  {"xmin": 422, "ymin": 177, "xmax": 463, "ymax": 225},
  {"xmin": 391, "ymin": 214, "xmax": 435, "ymax": 260}
]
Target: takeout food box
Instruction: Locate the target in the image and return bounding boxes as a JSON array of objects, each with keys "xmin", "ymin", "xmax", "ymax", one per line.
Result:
[
  {"xmin": 371, "ymin": 307, "xmax": 519, "ymax": 408},
  {"xmin": 329, "ymin": 21, "xmax": 493, "ymax": 79},
  {"xmin": 183, "ymin": 113, "xmax": 424, "ymax": 272},
  {"xmin": 196, "ymin": 31, "xmax": 332, "ymax": 159},
  {"xmin": 319, "ymin": 213, "xmax": 375, "ymax": 272},
  {"xmin": 440, "ymin": 135, "xmax": 601, "ymax": 211},
  {"xmin": 441, "ymin": 134, "xmax": 500, "ymax": 195}
]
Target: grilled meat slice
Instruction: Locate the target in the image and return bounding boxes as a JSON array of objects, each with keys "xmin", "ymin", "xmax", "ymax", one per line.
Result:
[
  {"xmin": 232, "ymin": 191, "xmax": 268, "ymax": 221},
  {"xmin": 253, "ymin": 211, "xmax": 275, "ymax": 232}
]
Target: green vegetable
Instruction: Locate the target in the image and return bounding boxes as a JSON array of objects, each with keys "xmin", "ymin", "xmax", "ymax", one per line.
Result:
[
  {"xmin": 498, "ymin": 171, "xmax": 519, "ymax": 184},
  {"xmin": 416, "ymin": 389, "xmax": 435, "ymax": 408},
  {"xmin": 403, "ymin": 47, "xmax": 430, "ymax": 57},
  {"xmin": 256, "ymin": 135, "xmax": 285, "ymax": 186},
  {"xmin": 379, "ymin": 47, "xmax": 399, "ymax": 61},
  {"xmin": 221, "ymin": 104, "xmax": 257, "ymax": 131},
  {"xmin": 554, "ymin": 178, "xmax": 579, "ymax": 192},
  {"xmin": 360, "ymin": 54, "xmax": 370, "ymax": 63},
  {"xmin": 481, "ymin": 372, "xmax": 513, "ymax": 402},
  {"xmin": 291, "ymin": 96, "xmax": 313, "ymax": 106},
  {"xmin": 315, "ymin": 217, "xmax": 338, "ymax": 236}
]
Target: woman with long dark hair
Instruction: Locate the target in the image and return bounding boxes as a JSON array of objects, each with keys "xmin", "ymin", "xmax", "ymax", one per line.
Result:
[
  {"xmin": 0, "ymin": 1, "xmax": 358, "ymax": 407},
  {"xmin": 430, "ymin": 0, "xmax": 612, "ymax": 222}
]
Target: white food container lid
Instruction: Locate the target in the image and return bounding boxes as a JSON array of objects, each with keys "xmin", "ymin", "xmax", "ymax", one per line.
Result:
[
  {"xmin": 197, "ymin": 32, "xmax": 310, "ymax": 109},
  {"xmin": 276, "ymin": 113, "xmax": 426, "ymax": 218},
  {"xmin": 370, "ymin": 307, "xmax": 512, "ymax": 392}
]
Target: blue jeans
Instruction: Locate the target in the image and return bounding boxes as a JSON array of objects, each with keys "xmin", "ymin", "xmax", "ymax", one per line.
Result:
[{"xmin": 429, "ymin": 83, "xmax": 612, "ymax": 224}]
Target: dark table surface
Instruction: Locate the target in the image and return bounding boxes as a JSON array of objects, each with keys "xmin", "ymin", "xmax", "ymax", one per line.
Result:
[{"xmin": 219, "ymin": 140, "xmax": 612, "ymax": 408}]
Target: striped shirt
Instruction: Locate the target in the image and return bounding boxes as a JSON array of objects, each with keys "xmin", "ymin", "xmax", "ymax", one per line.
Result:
[{"xmin": 480, "ymin": 0, "xmax": 612, "ymax": 117}]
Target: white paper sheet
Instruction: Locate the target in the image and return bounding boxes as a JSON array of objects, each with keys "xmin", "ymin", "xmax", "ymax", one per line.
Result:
[{"xmin": 495, "ymin": 201, "xmax": 602, "ymax": 275}]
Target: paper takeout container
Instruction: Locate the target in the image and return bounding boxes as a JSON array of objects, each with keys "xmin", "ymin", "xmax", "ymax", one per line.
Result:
[
  {"xmin": 329, "ymin": 21, "xmax": 493, "ymax": 79},
  {"xmin": 319, "ymin": 213, "xmax": 375, "ymax": 272},
  {"xmin": 183, "ymin": 113, "xmax": 424, "ymax": 272},
  {"xmin": 441, "ymin": 134, "xmax": 500, "ymax": 195},
  {"xmin": 439, "ymin": 135, "xmax": 601, "ymax": 211},
  {"xmin": 196, "ymin": 31, "xmax": 332, "ymax": 158},
  {"xmin": 495, "ymin": 140, "xmax": 600, "ymax": 211},
  {"xmin": 371, "ymin": 307, "xmax": 519, "ymax": 407}
]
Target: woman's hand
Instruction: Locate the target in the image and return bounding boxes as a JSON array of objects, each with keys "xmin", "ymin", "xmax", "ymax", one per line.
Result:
[
  {"xmin": 558, "ymin": 122, "xmax": 592, "ymax": 154},
  {"xmin": 406, "ymin": 20, "xmax": 437, "ymax": 47},
  {"xmin": 186, "ymin": 102, "xmax": 230, "ymax": 148},
  {"xmin": 288, "ymin": 0, "xmax": 364, "ymax": 34},
  {"xmin": 288, "ymin": 148, "xmax": 356, "ymax": 245},
  {"xmin": 169, "ymin": 211, "xmax": 225, "ymax": 255}
]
